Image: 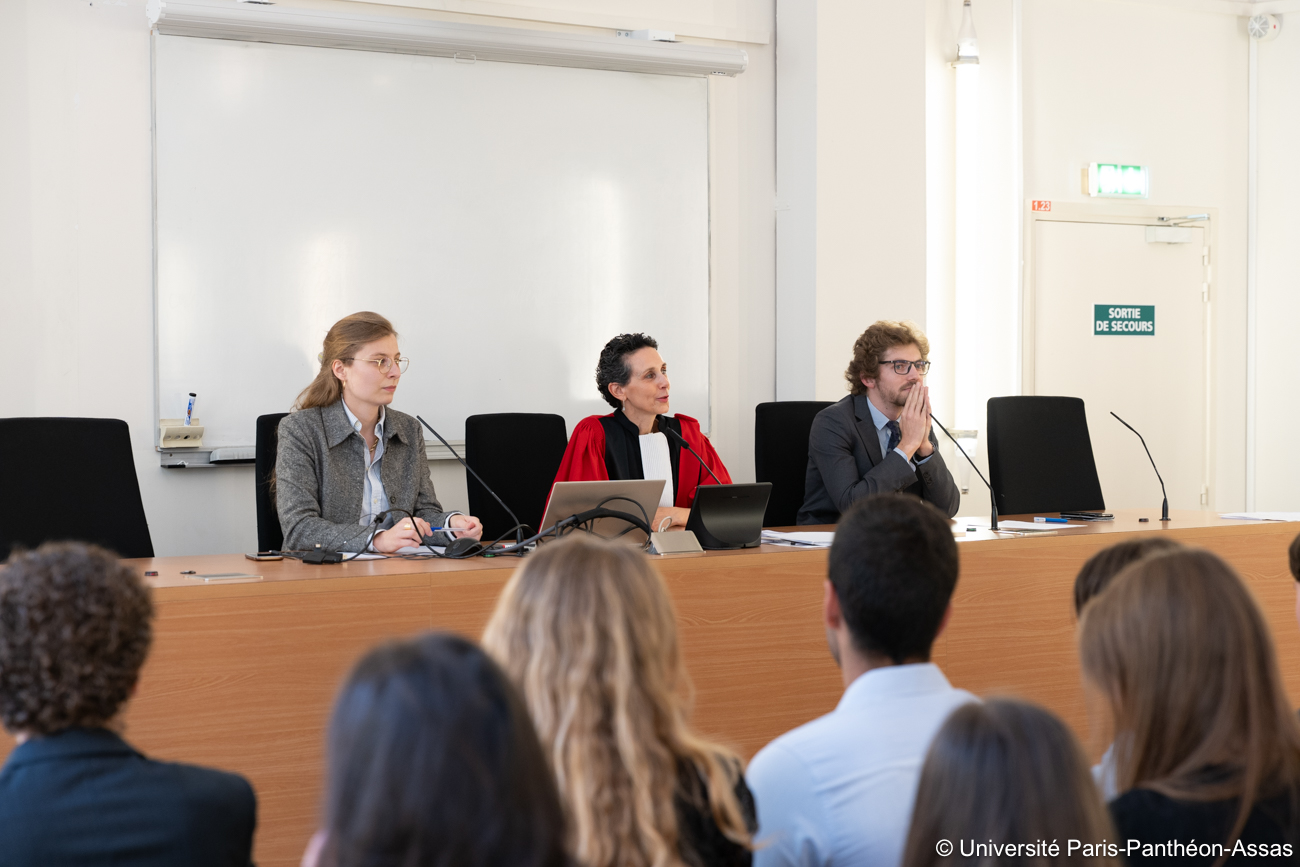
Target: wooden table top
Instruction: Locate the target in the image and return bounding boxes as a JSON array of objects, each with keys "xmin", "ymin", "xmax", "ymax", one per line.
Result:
[{"xmin": 126, "ymin": 509, "xmax": 1292, "ymax": 597}]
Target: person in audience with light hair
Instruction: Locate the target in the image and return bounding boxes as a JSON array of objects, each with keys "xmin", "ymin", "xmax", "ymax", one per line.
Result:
[
  {"xmin": 901, "ymin": 698, "xmax": 1120, "ymax": 867},
  {"xmin": 482, "ymin": 534, "xmax": 755, "ymax": 867},
  {"xmin": 1080, "ymin": 548, "xmax": 1300, "ymax": 863},
  {"xmin": 1073, "ymin": 536, "xmax": 1185, "ymax": 799},
  {"xmin": 302, "ymin": 632, "xmax": 569, "ymax": 867},
  {"xmin": 0, "ymin": 542, "xmax": 256, "ymax": 866}
]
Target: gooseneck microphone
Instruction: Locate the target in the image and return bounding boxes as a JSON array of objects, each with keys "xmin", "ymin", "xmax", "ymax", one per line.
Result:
[
  {"xmin": 1110, "ymin": 412, "xmax": 1170, "ymax": 522},
  {"xmin": 416, "ymin": 415, "xmax": 525, "ymax": 545},
  {"xmin": 930, "ymin": 414, "xmax": 999, "ymax": 532},
  {"xmin": 662, "ymin": 425, "xmax": 724, "ymax": 487}
]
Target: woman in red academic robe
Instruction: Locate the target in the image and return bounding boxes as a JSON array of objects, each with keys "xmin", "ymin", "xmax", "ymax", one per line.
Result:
[{"xmin": 553, "ymin": 333, "xmax": 732, "ymax": 531}]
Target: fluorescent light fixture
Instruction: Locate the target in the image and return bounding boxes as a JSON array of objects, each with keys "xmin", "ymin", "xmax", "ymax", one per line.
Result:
[
  {"xmin": 1088, "ymin": 163, "xmax": 1150, "ymax": 198},
  {"xmin": 145, "ymin": 0, "xmax": 748, "ymax": 77}
]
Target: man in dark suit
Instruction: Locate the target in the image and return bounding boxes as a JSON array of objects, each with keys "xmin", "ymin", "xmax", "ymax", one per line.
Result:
[
  {"xmin": 798, "ymin": 320, "xmax": 960, "ymax": 524},
  {"xmin": 0, "ymin": 542, "xmax": 256, "ymax": 866}
]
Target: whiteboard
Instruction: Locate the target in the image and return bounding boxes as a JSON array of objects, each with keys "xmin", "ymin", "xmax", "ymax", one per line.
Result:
[{"xmin": 154, "ymin": 35, "xmax": 709, "ymax": 446}]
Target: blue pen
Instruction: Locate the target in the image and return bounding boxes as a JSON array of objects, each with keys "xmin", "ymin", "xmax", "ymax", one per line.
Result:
[{"xmin": 1034, "ymin": 516, "xmax": 1068, "ymax": 524}]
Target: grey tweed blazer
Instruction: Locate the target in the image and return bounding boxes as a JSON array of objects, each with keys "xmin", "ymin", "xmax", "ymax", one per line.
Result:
[{"xmin": 275, "ymin": 401, "xmax": 455, "ymax": 552}]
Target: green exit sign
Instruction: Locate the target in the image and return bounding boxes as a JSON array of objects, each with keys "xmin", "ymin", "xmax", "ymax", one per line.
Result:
[
  {"xmin": 1089, "ymin": 163, "xmax": 1149, "ymax": 198},
  {"xmin": 1095, "ymin": 305, "xmax": 1155, "ymax": 335}
]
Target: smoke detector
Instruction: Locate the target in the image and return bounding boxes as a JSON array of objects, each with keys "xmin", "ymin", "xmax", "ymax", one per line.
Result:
[{"xmin": 1248, "ymin": 14, "xmax": 1282, "ymax": 42}]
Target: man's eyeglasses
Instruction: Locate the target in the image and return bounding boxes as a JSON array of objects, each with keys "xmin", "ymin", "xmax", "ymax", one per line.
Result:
[
  {"xmin": 880, "ymin": 359, "xmax": 931, "ymax": 375},
  {"xmin": 342, "ymin": 356, "xmax": 410, "ymax": 374}
]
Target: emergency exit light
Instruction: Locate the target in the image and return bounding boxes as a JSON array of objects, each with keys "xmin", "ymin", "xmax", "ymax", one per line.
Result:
[{"xmin": 1088, "ymin": 163, "xmax": 1149, "ymax": 198}]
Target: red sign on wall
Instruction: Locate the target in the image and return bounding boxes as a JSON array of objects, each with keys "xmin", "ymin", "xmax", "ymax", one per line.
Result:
[{"xmin": 1032, "ymin": 200, "xmax": 1052, "ymax": 212}]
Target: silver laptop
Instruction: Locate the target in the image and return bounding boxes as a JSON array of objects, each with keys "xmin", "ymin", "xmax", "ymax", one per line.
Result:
[{"xmin": 539, "ymin": 480, "xmax": 666, "ymax": 545}]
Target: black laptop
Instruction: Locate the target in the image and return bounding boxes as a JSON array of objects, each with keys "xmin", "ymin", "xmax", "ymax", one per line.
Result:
[{"xmin": 685, "ymin": 483, "xmax": 773, "ymax": 550}]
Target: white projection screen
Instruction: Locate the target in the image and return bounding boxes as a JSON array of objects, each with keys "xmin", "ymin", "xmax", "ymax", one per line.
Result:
[{"xmin": 153, "ymin": 34, "xmax": 710, "ymax": 446}]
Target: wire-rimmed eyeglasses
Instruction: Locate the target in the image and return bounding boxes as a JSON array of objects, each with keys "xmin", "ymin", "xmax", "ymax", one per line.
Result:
[{"xmin": 342, "ymin": 355, "xmax": 410, "ymax": 374}]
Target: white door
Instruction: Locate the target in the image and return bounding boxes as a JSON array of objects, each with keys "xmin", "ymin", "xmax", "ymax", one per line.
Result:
[{"xmin": 1031, "ymin": 220, "xmax": 1209, "ymax": 512}]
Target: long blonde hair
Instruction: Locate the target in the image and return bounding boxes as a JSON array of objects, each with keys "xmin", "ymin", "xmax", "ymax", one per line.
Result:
[
  {"xmin": 1080, "ymin": 548, "xmax": 1300, "ymax": 847},
  {"xmin": 482, "ymin": 535, "xmax": 752, "ymax": 867},
  {"xmin": 293, "ymin": 312, "xmax": 397, "ymax": 410}
]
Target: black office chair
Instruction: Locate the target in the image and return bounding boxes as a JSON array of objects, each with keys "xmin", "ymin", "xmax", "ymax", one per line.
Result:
[
  {"xmin": 986, "ymin": 396, "xmax": 1106, "ymax": 515},
  {"xmin": 754, "ymin": 401, "xmax": 834, "ymax": 526},
  {"xmin": 0, "ymin": 417, "xmax": 154, "ymax": 559},
  {"xmin": 255, "ymin": 412, "xmax": 289, "ymax": 552},
  {"xmin": 464, "ymin": 413, "xmax": 568, "ymax": 542}
]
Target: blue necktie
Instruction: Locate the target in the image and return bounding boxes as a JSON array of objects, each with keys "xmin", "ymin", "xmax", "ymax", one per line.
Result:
[{"xmin": 886, "ymin": 420, "xmax": 901, "ymax": 454}]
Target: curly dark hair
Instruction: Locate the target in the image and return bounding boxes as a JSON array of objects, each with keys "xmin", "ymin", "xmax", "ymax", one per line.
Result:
[
  {"xmin": 595, "ymin": 333, "xmax": 659, "ymax": 409},
  {"xmin": 0, "ymin": 542, "xmax": 154, "ymax": 735},
  {"xmin": 844, "ymin": 321, "xmax": 930, "ymax": 395}
]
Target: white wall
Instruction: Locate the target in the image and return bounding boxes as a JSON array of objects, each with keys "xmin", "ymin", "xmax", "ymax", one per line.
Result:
[
  {"xmin": 776, "ymin": 0, "xmax": 929, "ymax": 402},
  {"xmin": 1255, "ymin": 26, "xmax": 1300, "ymax": 510},
  {"xmin": 1021, "ymin": 0, "xmax": 1249, "ymax": 512},
  {"xmin": 926, "ymin": 0, "xmax": 1250, "ymax": 517},
  {"xmin": 0, "ymin": 0, "xmax": 775, "ymax": 555}
]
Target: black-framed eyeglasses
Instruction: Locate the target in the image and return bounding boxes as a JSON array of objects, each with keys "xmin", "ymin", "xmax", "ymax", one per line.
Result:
[
  {"xmin": 342, "ymin": 356, "xmax": 410, "ymax": 374},
  {"xmin": 880, "ymin": 359, "xmax": 931, "ymax": 375}
]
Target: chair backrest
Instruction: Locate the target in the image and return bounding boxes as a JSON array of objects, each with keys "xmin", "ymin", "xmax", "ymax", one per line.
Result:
[
  {"xmin": 255, "ymin": 412, "xmax": 289, "ymax": 552},
  {"xmin": 986, "ymin": 396, "xmax": 1106, "ymax": 515},
  {"xmin": 464, "ymin": 413, "xmax": 569, "ymax": 541},
  {"xmin": 0, "ymin": 418, "xmax": 153, "ymax": 559},
  {"xmin": 754, "ymin": 401, "xmax": 834, "ymax": 527}
]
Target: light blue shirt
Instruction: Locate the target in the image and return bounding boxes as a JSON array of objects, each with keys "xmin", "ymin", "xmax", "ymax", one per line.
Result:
[
  {"xmin": 865, "ymin": 398, "xmax": 933, "ymax": 469},
  {"xmin": 342, "ymin": 400, "xmax": 390, "ymax": 526},
  {"xmin": 747, "ymin": 664, "xmax": 977, "ymax": 867}
]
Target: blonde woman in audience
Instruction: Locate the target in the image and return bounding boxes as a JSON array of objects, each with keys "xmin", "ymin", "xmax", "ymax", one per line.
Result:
[
  {"xmin": 482, "ymin": 534, "xmax": 755, "ymax": 867},
  {"xmin": 1080, "ymin": 549, "xmax": 1300, "ymax": 863},
  {"xmin": 901, "ymin": 698, "xmax": 1120, "ymax": 867}
]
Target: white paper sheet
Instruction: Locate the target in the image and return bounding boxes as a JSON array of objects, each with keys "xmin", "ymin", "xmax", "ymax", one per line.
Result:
[
  {"xmin": 1219, "ymin": 512, "xmax": 1300, "ymax": 522},
  {"xmin": 761, "ymin": 531, "xmax": 834, "ymax": 548}
]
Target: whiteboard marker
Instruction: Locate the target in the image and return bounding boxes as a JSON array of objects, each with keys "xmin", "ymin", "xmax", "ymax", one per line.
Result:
[{"xmin": 185, "ymin": 393, "xmax": 197, "ymax": 426}]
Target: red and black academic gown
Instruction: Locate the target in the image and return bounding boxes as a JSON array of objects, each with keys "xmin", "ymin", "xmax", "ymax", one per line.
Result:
[{"xmin": 552, "ymin": 410, "xmax": 732, "ymax": 509}]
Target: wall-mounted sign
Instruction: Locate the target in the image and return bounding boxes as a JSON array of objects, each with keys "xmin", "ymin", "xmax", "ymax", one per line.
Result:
[
  {"xmin": 1088, "ymin": 163, "xmax": 1149, "ymax": 198},
  {"xmin": 1095, "ymin": 304, "xmax": 1155, "ymax": 335}
]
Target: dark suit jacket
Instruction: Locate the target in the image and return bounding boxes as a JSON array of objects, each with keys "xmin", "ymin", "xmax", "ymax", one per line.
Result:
[
  {"xmin": 797, "ymin": 394, "xmax": 961, "ymax": 524},
  {"xmin": 0, "ymin": 727, "xmax": 256, "ymax": 866}
]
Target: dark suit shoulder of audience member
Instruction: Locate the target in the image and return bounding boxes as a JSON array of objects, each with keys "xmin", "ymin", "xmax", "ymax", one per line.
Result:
[
  {"xmin": 483, "ymin": 534, "xmax": 753, "ymax": 867},
  {"xmin": 306, "ymin": 631, "xmax": 568, "ymax": 867},
  {"xmin": 0, "ymin": 727, "xmax": 255, "ymax": 866},
  {"xmin": 902, "ymin": 699, "xmax": 1120, "ymax": 867},
  {"xmin": 676, "ymin": 756, "xmax": 757, "ymax": 867},
  {"xmin": 1080, "ymin": 548, "xmax": 1300, "ymax": 865},
  {"xmin": 1111, "ymin": 785, "xmax": 1297, "ymax": 864},
  {"xmin": 0, "ymin": 542, "xmax": 257, "ymax": 867}
]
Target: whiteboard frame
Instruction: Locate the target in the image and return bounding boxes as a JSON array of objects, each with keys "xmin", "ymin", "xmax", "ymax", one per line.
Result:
[{"xmin": 148, "ymin": 31, "xmax": 716, "ymax": 462}]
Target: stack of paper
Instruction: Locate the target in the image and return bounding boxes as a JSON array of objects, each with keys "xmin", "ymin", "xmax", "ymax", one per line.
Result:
[{"xmin": 761, "ymin": 530, "xmax": 834, "ymax": 548}]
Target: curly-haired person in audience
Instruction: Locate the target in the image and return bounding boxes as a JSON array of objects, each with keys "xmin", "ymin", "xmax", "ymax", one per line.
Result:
[
  {"xmin": 482, "ymin": 534, "xmax": 755, "ymax": 867},
  {"xmin": 0, "ymin": 542, "xmax": 256, "ymax": 866},
  {"xmin": 1081, "ymin": 548, "xmax": 1300, "ymax": 864},
  {"xmin": 901, "ymin": 698, "xmax": 1120, "ymax": 867},
  {"xmin": 1291, "ymin": 530, "xmax": 1300, "ymax": 632}
]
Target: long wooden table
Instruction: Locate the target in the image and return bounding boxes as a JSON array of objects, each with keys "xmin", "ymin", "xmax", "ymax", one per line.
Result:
[{"xmin": 1, "ymin": 512, "xmax": 1297, "ymax": 866}]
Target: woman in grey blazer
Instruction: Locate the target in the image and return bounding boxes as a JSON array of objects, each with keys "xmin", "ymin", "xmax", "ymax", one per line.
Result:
[{"xmin": 275, "ymin": 312, "xmax": 483, "ymax": 554}]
